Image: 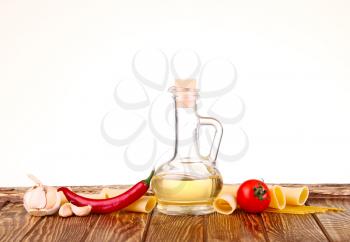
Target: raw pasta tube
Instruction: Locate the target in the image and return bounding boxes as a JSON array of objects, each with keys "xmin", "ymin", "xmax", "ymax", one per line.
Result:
[
  {"xmin": 282, "ymin": 186, "xmax": 309, "ymax": 206},
  {"xmin": 213, "ymin": 185, "xmax": 239, "ymax": 215},
  {"xmin": 121, "ymin": 196, "xmax": 157, "ymax": 213},
  {"xmin": 268, "ymin": 185, "xmax": 286, "ymax": 210},
  {"xmin": 101, "ymin": 188, "xmax": 157, "ymax": 213}
]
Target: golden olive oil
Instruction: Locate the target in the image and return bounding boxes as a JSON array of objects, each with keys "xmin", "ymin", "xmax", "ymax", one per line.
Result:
[{"xmin": 151, "ymin": 174, "xmax": 223, "ymax": 214}]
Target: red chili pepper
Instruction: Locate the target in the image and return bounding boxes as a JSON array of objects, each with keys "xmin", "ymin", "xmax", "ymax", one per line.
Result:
[{"xmin": 57, "ymin": 170, "xmax": 154, "ymax": 214}]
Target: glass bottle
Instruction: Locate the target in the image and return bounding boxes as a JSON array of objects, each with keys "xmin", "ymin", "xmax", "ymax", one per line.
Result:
[{"xmin": 151, "ymin": 85, "xmax": 224, "ymax": 215}]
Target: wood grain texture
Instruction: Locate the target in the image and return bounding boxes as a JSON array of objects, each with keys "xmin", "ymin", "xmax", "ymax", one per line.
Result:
[
  {"xmin": 145, "ymin": 209, "xmax": 204, "ymax": 242},
  {"xmin": 308, "ymin": 198, "xmax": 350, "ymax": 242},
  {"xmin": 0, "ymin": 203, "xmax": 42, "ymax": 241},
  {"xmin": 0, "ymin": 200, "xmax": 7, "ymax": 210},
  {"xmin": 85, "ymin": 211, "xmax": 149, "ymax": 242},
  {"xmin": 207, "ymin": 210, "xmax": 267, "ymax": 242},
  {"xmin": 261, "ymin": 212, "xmax": 328, "ymax": 242},
  {"xmin": 22, "ymin": 213, "xmax": 100, "ymax": 241}
]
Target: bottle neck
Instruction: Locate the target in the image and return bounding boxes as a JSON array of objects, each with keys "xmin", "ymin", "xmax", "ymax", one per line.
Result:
[{"xmin": 174, "ymin": 103, "xmax": 200, "ymax": 160}]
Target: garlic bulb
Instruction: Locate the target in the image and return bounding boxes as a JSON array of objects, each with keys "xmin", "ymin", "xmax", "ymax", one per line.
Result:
[
  {"xmin": 23, "ymin": 186, "xmax": 46, "ymax": 210},
  {"xmin": 23, "ymin": 174, "xmax": 61, "ymax": 216}
]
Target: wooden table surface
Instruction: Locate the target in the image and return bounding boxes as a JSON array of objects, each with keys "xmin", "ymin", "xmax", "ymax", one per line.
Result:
[{"xmin": 0, "ymin": 184, "xmax": 349, "ymax": 242}]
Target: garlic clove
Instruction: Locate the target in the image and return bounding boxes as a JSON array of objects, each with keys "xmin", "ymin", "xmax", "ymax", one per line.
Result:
[
  {"xmin": 26, "ymin": 186, "xmax": 47, "ymax": 209},
  {"xmin": 59, "ymin": 203, "xmax": 73, "ymax": 217},
  {"xmin": 45, "ymin": 187, "xmax": 57, "ymax": 209},
  {"xmin": 71, "ymin": 204, "xmax": 92, "ymax": 216},
  {"xmin": 45, "ymin": 192, "xmax": 62, "ymax": 215}
]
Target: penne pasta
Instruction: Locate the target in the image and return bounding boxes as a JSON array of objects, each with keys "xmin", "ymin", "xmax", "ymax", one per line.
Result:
[
  {"xmin": 282, "ymin": 186, "xmax": 309, "ymax": 206},
  {"xmin": 213, "ymin": 184, "xmax": 239, "ymax": 214},
  {"xmin": 268, "ymin": 185, "xmax": 286, "ymax": 210}
]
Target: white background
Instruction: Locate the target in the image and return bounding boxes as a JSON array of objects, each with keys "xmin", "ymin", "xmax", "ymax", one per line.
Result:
[{"xmin": 1, "ymin": 0, "xmax": 350, "ymax": 186}]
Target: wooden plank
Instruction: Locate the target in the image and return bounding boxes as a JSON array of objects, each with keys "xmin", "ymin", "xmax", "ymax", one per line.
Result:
[
  {"xmin": 22, "ymin": 213, "xmax": 100, "ymax": 241},
  {"xmin": 0, "ymin": 200, "xmax": 7, "ymax": 210},
  {"xmin": 261, "ymin": 212, "xmax": 328, "ymax": 242},
  {"xmin": 0, "ymin": 187, "xmax": 24, "ymax": 204},
  {"xmin": 293, "ymin": 184, "xmax": 350, "ymax": 197},
  {"xmin": 84, "ymin": 211, "xmax": 149, "ymax": 242},
  {"xmin": 144, "ymin": 210, "xmax": 204, "ymax": 242},
  {"xmin": 0, "ymin": 203, "xmax": 42, "ymax": 241},
  {"xmin": 309, "ymin": 198, "xmax": 350, "ymax": 242},
  {"xmin": 207, "ymin": 210, "xmax": 267, "ymax": 242}
]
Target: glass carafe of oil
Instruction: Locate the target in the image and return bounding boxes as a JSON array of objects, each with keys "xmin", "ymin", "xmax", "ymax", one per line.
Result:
[{"xmin": 152, "ymin": 80, "xmax": 224, "ymax": 215}]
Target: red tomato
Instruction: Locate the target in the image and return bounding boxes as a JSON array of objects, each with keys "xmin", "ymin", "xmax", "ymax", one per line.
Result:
[{"xmin": 236, "ymin": 179, "xmax": 271, "ymax": 213}]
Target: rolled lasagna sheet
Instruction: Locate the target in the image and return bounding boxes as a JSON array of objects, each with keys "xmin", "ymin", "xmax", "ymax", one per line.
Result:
[
  {"xmin": 268, "ymin": 185, "xmax": 286, "ymax": 210},
  {"xmin": 282, "ymin": 186, "xmax": 309, "ymax": 206},
  {"xmin": 213, "ymin": 184, "xmax": 239, "ymax": 215}
]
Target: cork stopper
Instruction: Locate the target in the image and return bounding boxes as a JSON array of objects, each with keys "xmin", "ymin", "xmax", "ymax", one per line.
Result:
[
  {"xmin": 173, "ymin": 79, "xmax": 197, "ymax": 108},
  {"xmin": 175, "ymin": 79, "xmax": 197, "ymax": 89}
]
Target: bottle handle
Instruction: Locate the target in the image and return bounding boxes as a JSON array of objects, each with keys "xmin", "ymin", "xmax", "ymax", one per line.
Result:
[{"xmin": 198, "ymin": 116, "xmax": 223, "ymax": 164}]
